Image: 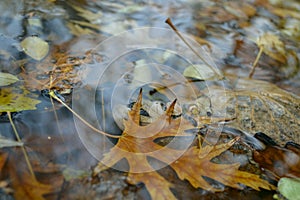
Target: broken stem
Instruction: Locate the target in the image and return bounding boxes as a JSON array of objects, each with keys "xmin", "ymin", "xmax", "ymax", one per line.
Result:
[
  {"xmin": 165, "ymin": 18, "xmax": 223, "ymax": 79},
  {"xmin": 7, "ymin": 112, "xmax": 35, "ymax": 178},
  {"xmin": 249, "ymin": 45, "xmax": 264, "ymax": 78},
  {"xmin": 49, "ymin": 91, "xmax": 121, "ymax": 139}
]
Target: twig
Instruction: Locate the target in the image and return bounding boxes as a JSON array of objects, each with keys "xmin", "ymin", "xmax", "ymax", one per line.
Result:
[{"xmin": 165, "ymin": 18, "xmax": 224, "ymax": 79}]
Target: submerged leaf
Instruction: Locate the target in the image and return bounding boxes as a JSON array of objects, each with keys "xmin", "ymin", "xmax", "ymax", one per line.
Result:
[
  {"xmin": 9, "ymin": 165, "xmax": 54, "ymax": 200},
  {"xmin": 0, "ymin": 152, "xmax": 8, "ymax": 171},
  {"xmin": 253, "ymin": 134, "xmax": 300, "ymax": 179},
  {"xmin": 0, "ymin": 72, "xmax": 19, "ymax": 87},
  {"xmin": 20, "ymin": 36, "xmax": 49, "ymax": 61},
  {"xmin": 183, "ymin": 64, "xmax": 219, "ymax": 80},
  {"xmin": 0, "ymin": 136, "xmax": 23, "ymax": 148},
  {"xmin": 0, "ymin": 86, "xmax": 40, "ymax": 112},
  {"xmin": 169, "ymin": 137, "xmax": 275, "ymax": 192},
  {"xmin": 94, "ymin": 91, "xmax": 275, "ymax": 199}
]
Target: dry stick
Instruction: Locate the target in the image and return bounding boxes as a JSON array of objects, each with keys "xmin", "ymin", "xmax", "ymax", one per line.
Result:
[
  {"xmin": 7, "ymin": 112, "xmax": 35, "ymax": 178},
  {"xmin": 165, "ymin": 18, "xmax": 224, "ymax": 79},
  {"xmin": 249, "ymin": 45, "xmax": 264, "ymax": 78},
  {"xmin": 48, "ymin": 91, "xmax": 121, "ymax": 139}
]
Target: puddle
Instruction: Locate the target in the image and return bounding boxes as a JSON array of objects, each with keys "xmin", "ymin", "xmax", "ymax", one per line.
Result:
[{"xmin": 0, "ymin": 0, "xmax": 299, "ymax": 199}]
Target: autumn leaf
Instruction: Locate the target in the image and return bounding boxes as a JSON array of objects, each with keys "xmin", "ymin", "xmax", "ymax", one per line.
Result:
[
  {"xmin": 253, "ymin": 133, "xmax": 300, "ymax": 179},
  {"xmin": 95, "ymin": 91, "xmax": 193, "ymax": 199},
  {"xmin": 0, "ymin": 152, "xmax": 8, "ymax": 171},
  {"xmin": 0, "ymin": 86, "xmax": 40, "ymax": 112},
  {"xmin": 94, "ymin": 90, "xmax": 275, "ymax": 199},
  {"xmin": 170, "ymin": 139, "xmax": 275, "ymax": 192},
  {"xmin": 10, "ymin": 171, "xmax": 54, "ymax": 200},
  {"xmin": 8, "ymin": 155, "xmax": 54, "ymax": 200}
]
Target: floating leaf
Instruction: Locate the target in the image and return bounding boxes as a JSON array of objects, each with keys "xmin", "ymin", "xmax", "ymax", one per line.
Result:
[
  {"xmin": 0, "ymin": 86, "xmax": 40, "ymax": 112},
  {"xmin": 94, "ymin": 91, "xmax": 275, "ymax": 199},
  {"xmin": 278, "ymin": 178, "xmax": 300, "ymax": 200},
  {"xmin": 0, "ymin": 72, "xmax": 19, "ymax": 87},
  {"xmin": 20, "ymin": 36, "xmax": 49, "ymax": 61}
]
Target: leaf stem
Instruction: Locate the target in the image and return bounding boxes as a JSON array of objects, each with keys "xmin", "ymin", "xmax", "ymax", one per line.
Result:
[
  {"xmin": 7, "ymin": 111, "xmax": 35, "ymax": 178},
  {"xmin": 249, "ymin": 45, "xmax": 264, "ymax": 78},
  {"xmin": 48, "ymin": 91, "xmax": 121, "ymax": 139}
]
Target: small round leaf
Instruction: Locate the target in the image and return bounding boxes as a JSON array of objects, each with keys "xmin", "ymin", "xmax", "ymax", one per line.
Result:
[{"xmin": 20, "ymin": 36, "xmax": 49, "ymax": 61}]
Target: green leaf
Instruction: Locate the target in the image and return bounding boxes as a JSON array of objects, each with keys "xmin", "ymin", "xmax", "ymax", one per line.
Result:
[
  {"xmin": 0, "ymin": 72, "xmax": 19, "ymax": 87},
  {"xmin": 278, "ymin": 178, "xmax": 300, "ymax": 200},
  {"xmin": 0, "ymin": 86, "xmax": 41, "ymax": 112},
  {"xmin": 20, "ymin": 36, "xmax": 49, "ymax": 61}
]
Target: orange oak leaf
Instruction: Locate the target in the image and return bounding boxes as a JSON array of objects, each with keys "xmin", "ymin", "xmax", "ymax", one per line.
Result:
[
  {"xmin": 170, "ymin": 139, "xmax": 276, "ymax": 192},
  {"xmin": 94, "ymin": 90, "xmax": 275, "ymax": 199}
]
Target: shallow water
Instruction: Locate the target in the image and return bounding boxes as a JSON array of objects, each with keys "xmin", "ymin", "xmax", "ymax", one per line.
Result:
[{"xmin": 0, "ymin": 0, "xmax": 299, "ymax": 199}]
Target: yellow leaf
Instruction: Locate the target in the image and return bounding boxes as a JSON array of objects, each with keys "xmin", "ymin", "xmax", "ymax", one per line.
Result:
[{"xmin": 0, "ymin": 86, "xmax": 40, "ymax": 112}]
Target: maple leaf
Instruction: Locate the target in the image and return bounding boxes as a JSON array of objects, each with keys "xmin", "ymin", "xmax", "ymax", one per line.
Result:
[{"xmin": 94, "ymin": 90, "xmax": 275, "ymax": 199}]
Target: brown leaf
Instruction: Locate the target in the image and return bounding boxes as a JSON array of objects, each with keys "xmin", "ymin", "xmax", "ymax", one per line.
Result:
[
  {"xmin": 10, "ymin": 171, "xmax": 54, "ymax": 200},
  {"xmin": 170, "ymin": 139, "xmax": 275, "ymax": 191},
  {"xmin": 8, "ymin": 154, "xmax": 54, "ymax": 200},
  {"xmin": 0, "ymin": 152, "xmax": 8, "ymax": 171},
  {"xmin": 94, "ymin": 91, "xmax": 275, "ymax": 199},
  {"xmin": 253, "ymin": 143, "xmax": 300, "ymax": 179}
]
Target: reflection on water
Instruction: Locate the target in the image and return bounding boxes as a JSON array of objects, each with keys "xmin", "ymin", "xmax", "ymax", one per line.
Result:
[{"xmin": 0, "ymin": 0, "xmax": 299, "ymax": 199}]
